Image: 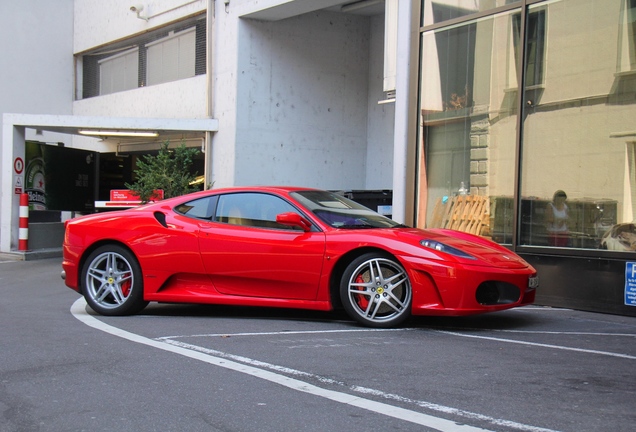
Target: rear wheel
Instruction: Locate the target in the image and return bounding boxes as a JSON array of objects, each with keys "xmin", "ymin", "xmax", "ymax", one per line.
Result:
[
  {"xmin": 340, "ymin": 253, "xmax": 412, "ymax": 328},
  {"xmin": 81, "ymin": 245, "xmax": 147, "ymax": 316}
]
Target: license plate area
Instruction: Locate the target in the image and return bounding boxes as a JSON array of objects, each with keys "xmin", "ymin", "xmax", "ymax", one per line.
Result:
[{"xmin": 528, "ymin": 276, "xmax": 539, "ymax": 290}]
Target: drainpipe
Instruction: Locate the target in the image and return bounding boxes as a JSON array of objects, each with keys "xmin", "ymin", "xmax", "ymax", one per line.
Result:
[{"xmin": 204, "ymin": 0, "xmax": 215, "ymax": 189}]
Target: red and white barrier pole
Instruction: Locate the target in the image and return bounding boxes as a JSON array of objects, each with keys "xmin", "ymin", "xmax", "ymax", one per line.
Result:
[{"xmin": 19, "ymin": 193, "xmax": 29, "ymax": 251}]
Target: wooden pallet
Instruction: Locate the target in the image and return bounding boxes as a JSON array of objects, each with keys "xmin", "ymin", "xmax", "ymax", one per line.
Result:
[{"xmin": 429, "ymin": 195, "xmax": 490, "ymax": 236}]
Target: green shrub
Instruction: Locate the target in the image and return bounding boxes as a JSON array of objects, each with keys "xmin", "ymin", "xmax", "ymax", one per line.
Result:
[{"xmin": 125, "ymin": 140, "xmax": 200, "ymax": 203}]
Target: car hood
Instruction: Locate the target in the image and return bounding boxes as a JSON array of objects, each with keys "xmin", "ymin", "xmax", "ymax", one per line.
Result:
[{"xmin": 396, "ymin": 228, "xmax": 531, "ymax": 269}]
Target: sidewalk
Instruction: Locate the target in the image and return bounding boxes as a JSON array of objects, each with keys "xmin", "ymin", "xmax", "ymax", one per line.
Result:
[{"xmin": 0, "ymin": 247, "xmax": 62, "ymax": 261}]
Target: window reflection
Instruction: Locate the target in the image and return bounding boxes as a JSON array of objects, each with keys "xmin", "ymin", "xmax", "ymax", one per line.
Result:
[
  {"xmin": 419, "ymin": 11, "xmax": 520, "ymax": 240},
  {"xmin": 419, "ymin": 0, "xmax": 636, "ymax": 252},
  {"xmin": 520, "ymin": 0, "xmax": 635, "ymax": 251},
  {"xmin": 422, "ymin": 0, "xmax": 520, "ymax": 27},
  {"xmin": 618, "ymin": 0, "xmax": 636, "ymax": 73},
  {"xmin": 512, "ymin": 9, "xmax": 546, "ymax": 88}
]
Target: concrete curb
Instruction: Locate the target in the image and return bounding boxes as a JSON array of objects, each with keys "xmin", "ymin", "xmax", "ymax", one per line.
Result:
[{"xmin": 0, "ymin": 248, "xmax": 63, "ymax": 261}]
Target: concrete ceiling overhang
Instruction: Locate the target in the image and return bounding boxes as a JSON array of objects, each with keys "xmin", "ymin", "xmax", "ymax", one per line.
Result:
[
  {"xmin": 241, "ymin": 0, "xmax": 384, "ymax": 21},
  {"xmin": 3, "ymin": 113, "xmax": 218, "ymax": 142}
]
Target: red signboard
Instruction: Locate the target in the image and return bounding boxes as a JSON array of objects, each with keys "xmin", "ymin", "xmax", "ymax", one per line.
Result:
[{"xmin": 110, "ymin": 189, "xmax": 164, "ymax": 202}]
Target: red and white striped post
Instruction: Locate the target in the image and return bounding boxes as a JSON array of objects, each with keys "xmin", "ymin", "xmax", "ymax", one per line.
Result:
[{"xmin": 19, "ymin": 193, "xmax": 29, "ymax": 251}]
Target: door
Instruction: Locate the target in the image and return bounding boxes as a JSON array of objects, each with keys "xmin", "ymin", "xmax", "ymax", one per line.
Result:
[{"xmin": 198, "ymin": 192, "xmax": 326, "ymax": 300}]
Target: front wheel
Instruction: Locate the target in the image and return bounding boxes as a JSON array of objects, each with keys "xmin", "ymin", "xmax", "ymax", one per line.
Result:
[
  {"xmin": 340, "ymin": 253, "xmax": 412, "ymax": 328},
  {"xmin": 81, "ymin": 245, "xmax": 147, "ymax": 316}
]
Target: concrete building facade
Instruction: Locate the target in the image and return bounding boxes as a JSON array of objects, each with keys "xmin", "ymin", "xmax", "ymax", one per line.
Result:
[{"xmin": 2, "ymin": 0, "xmax": 408, "ymax": 253}]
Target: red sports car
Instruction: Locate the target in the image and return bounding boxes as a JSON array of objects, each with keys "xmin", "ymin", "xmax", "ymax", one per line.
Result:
[{"xmin": 61, "ymin": 186, "xmax": 538, "ymax": 327}]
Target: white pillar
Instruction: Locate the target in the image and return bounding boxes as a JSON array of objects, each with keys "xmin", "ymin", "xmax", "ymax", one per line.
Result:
[
  {"xmin": 1, "ymin": 115, "xmax": 26, "ymax": 253},
  {"xmin": 392, "ymin": 0, "xmax": 419, "ymax": 225}
]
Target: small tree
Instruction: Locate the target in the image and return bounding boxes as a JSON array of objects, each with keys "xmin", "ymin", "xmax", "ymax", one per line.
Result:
[{"xmin": 125, "ymin": 140, "xmax": 200, "ymax": 202}]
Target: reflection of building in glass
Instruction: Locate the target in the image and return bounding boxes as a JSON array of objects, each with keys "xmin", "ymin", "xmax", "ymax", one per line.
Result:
[{"xmin": 419, "ymin": 0, "xmax": 633, "ymax": 253}]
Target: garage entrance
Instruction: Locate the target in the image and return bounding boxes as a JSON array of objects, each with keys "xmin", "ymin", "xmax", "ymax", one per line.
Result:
[{"xmin": 1, "ymin": 113, "xmax": 218, "ymax": 256}]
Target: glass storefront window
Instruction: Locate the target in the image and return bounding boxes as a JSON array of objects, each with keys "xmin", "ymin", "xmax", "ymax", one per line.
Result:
[
  {"xmin": 520, "ymin": 0, "xmax": 636, "ymax": 252},
  {"xmin": 419, "ymin": 0, "xmax": 636, "ymax": 254},
  {"xmin": 418, "ymin": 10, "xmax": 521, "ymax": 242},
  {"xmin": 422, "ymin": 0, "xmax": 521, "ymax": 27}
]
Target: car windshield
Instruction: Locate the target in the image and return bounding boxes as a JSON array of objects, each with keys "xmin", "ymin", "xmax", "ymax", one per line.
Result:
[{"xmin": 291, "ymin": 190, "xmax": 401, "ymax": 229}]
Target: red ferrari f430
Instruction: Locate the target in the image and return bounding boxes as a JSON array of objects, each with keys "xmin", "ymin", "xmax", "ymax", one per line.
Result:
[{"xmin": 62, "ymin": 186, "xmax": 538, "ymax": 327}]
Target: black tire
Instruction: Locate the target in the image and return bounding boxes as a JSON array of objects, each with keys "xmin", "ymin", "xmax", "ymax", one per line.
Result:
[
  {"xmin": 340, "ymin": 253, "xmax": 412, "ymax": 328},
  {"xmin": 81, "ymin": 244, "xmax": 148, "ymax": 316}
]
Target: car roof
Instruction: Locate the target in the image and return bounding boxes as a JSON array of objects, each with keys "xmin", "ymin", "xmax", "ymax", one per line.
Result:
[
  {"xmin": 140, "ymin": 186, "xmax": 321, "ymax": 208},
  {"xmin": 187, "ymin": 185, "xmax": 319, "ymax": 197},
  {"xmin": 215, "ymin": 185, "xmax": 317, "ymax": 193}
]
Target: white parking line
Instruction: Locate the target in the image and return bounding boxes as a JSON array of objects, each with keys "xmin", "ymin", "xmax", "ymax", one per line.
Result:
[
  {"xmin": 71, "ymin": 298, "xmax": 490, "ymax": 431},
  {"xmin": 156, "ymin": 328, "xmax": 412, "ymax": 340},
  {"xmin": 492, "ymin": 330, "xmax": 636, "ymax": 338},
  {"xmin": 161, "ymin": 338, "xmax": 557, "ymax": 432},
  {"xmin": 436, "ymin": 330, "xmax": 636, "ymax": 360},
  {"xmin": 70, "ymin": 298, "xmax": 557, "ymax": 432}
]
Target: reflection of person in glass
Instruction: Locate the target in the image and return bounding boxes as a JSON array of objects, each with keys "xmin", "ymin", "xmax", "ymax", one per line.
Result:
[{"xmin": 546, "ymin": 190, "xmax": 569, "ymax": 247}]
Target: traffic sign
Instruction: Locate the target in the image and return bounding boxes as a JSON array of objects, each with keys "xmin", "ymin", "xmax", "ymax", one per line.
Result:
[
  {"xmin": 14, "ymin": 157, "xmax": 24, "ymax": 174},
  {"xmin": 625, "ymin": 262, "xmax": 636, "ymax": 306}
]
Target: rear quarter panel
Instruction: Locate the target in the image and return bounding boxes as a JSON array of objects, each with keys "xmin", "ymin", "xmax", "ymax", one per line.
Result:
[{"xmin": 63, "ymin": 210, "xmax": 207, "ymax": 295}]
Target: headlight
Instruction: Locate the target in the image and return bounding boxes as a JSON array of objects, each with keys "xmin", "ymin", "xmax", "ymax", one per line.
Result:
[{"xmin": 420, "ymin": 240, "xmax": 477, "ymax": 260}]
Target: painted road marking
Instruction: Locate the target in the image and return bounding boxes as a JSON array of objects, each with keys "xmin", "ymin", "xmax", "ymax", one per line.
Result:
[
  {"xmin": 161, "ymin": 338, "xmax": 556, "ymax": 432},
  {"xmin": 490, "ymin": 330, "xmax": 636, "ymax": 337},
  {"xmin": 71, "ymin": 298, "xmax": 490, "ymax": 432},
  {"xmin": 156, "ymin": 328, "xmax": 412, "ymax": 340},
  {"xmin": 159, "ymin": 324, "xmax": 636, "ymax": 360},
  {"xmin": 436, "ymin": 330, "xmax": 636, "ymax": 360},
  {"xmin": 71, "ymin": 298, "xmax": 558, "ymax": 432}
]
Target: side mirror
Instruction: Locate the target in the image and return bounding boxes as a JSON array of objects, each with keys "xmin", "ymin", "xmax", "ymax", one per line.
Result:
[{"xmin": 276, "ymin": 212, "xmax": 312, "ymax": 231}]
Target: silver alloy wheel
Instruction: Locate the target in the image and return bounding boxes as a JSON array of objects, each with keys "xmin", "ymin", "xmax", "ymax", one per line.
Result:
[
  {"xmin": 85, "ymin": 251, "xmax": 134, "ymax": 310},
  {"xmin": 345, "ymin": 257, "xmax": 412, "ymax": 325}
]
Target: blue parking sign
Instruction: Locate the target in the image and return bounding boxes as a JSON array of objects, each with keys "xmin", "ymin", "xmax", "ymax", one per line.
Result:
[{"xmin": 625, "ymin": 262, "xmax": 636, "ymax": 306}]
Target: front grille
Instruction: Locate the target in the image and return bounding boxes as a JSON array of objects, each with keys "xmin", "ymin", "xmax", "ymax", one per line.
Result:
[{"xmin": 476, "ymin": 281, "xmax": 521, "ymax": 305}]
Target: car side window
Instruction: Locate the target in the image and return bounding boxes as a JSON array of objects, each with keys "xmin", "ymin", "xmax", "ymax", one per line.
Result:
[
  {"xmin": 215, "ymin": 193, "xmax": 304, "ymax": 230},
  {"xmin": 174, "ymin": 196, "xmax": 215, "ymax": 220}
]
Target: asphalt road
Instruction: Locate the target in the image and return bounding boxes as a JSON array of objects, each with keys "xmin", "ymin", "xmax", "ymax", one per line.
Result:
[{"xmin": 1, "ymin": 257, "xmax": 635, "ymax": 432}]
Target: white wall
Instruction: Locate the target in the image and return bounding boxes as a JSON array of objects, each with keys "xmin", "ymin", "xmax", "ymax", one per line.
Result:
[
  {"xmin": 0, "ymin": 0, "xmax": 74, "ymax": 250},
  {"xmin": 72, "ymin": 0, "xmax": 396, "ymax": 192},
  {"xmin": 73, "ymin": 0, "xmax": 206, "ymax": 53},
  {"xmin": 71, "ymin": 1, "xmax": 210, "ymax": 152},
  {"xmin": 0, "ymin": 1, "xmax": 74, "ymax": 116},
  {"xmin": 213, "ymin": 8, "xmax": 393, "ymax": 191},
  {"xmin": 0, "ymin": 0, "xmax": 74, "ymax": 146},
  {"xmin": 365, "ymin": 14, "xmax": 395, "ymax": 190},
  {"xmin": 73, "ymin": 75, "xmax": 208, "ymax": 119},
  {"xmin": 234, "ymin": 11, "xmax": 370, "ymax": 189}
]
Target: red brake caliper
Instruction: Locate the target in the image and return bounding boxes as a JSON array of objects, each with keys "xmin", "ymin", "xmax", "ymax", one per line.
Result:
[
  {"xmin": 121, "ymin": 272, "xmax": 132, "ymax": 297},
  {"xmin": 355, "ymin": 275, "xmax": 369, "ymax": 309}
]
